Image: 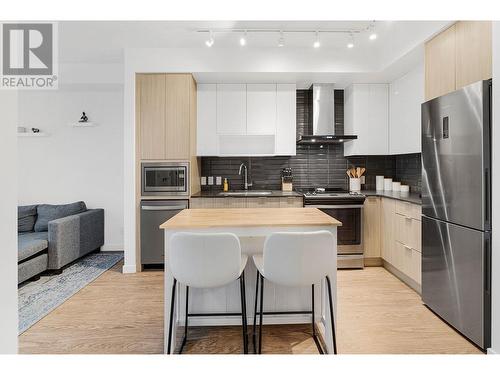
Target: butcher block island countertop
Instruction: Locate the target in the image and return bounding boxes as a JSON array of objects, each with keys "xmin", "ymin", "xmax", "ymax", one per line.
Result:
[{"xmin": 160, "ymin": 207, "xmax": 342, "ymax": 229}]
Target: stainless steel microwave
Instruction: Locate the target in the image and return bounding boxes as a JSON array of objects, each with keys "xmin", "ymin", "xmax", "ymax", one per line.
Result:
[{"xmin": 141, "ymin": 162, "xmax": 189, "ymax": 196}]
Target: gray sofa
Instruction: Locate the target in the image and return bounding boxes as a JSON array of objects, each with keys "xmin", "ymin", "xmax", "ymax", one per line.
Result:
[{"xmin": 18, "ymin": 201, "xmax": 104, "ymax": 284}]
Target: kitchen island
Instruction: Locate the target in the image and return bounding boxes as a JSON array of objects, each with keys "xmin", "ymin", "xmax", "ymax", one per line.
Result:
[{"xmin": 160, "ymin": 207, "xmax": 341, "ymax": 354}]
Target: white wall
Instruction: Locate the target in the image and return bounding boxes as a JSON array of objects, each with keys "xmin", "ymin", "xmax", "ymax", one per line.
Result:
[
  {"xmin": 0, "ymin": 90, "xmax": 19, "ymax": 353},
  {"xmin": 490, "ymin": 21, "xmax": 500, "ymax": 355},
  {"xmin": 18, "ymin": 63, "xmax": 124, "ymax": 250}
]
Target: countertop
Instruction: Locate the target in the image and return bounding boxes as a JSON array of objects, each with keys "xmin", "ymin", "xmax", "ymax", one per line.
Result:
[
  {"xmin": 160, "ymin": 207, "xmax": 341, "ymax": 229},
  {"xmin": 190, "ymin": 189, "xmax": 421, "ymax": 204},
  {"xmin": 191, "ymin": 190, "xmax": 303, "ymax": 198},
  {"xmin": 362, "ymin": 190, "xmax": 422, "ymax": 205}
]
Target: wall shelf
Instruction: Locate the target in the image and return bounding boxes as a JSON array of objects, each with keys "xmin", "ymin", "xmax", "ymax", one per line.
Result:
[
  {"xmin": 71, "ymin": 122, "xmax": 97, "ymax": 128},
  {"xmin": 18, "ymin": 132, "xmax": 48, "ymax": 137}
]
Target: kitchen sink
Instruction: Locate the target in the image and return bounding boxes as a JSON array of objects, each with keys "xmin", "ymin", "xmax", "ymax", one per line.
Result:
[{"xmin": 218, "ymin": 191, "xmax": 273, "ymax": 197}]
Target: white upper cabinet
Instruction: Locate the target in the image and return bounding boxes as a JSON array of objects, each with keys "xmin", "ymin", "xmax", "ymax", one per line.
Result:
[
  {"xmin": 344, "ymin": 83, "xmax": 389, "ymax": 156},
  {"xmin": 197, "ymin": 83, "xmax": 296, "ymax": 156},
  {"xmin": 197, "ymin": 84, "xmax": 217, "ymax": 156},
  {"xmin": 276, "ymin": 84, "xmax": 297, "ymax": 156},
  {"xmin": 389, "ymin": 64, "xmax": 424, "ymax": 155},
  {"xmin": 216, "ymin": 84, "xmax": 247, "ymax": 134},
  {"xmin": 246, "ymin": 84, "xmax": 277, "ymax": 134}
]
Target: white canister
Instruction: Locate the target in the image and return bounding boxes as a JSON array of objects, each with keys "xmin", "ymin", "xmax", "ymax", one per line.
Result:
[
  {"xmin": 400, "ymin": 185, "xmax": 410, "ymax": 193},
  {"xmin": 349, "ymin": 178, "xmax": 361, "ymax": 192},
  {"xmin": 384, "ymin": 178, "xmax": 393, "ymax": 191},
  {"xmin": 392, "ymin": 181, "xmax": 401, "ymax": 192},
  {"xmin": 376, "ymin": 176, "xmax": 385, "ymax": 191}
]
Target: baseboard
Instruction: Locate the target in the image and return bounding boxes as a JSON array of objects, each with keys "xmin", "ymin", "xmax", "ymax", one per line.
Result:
[
  {"xmin": 122, "ymin": 264, "xmax": 137, "ymax": 274},
  {"xmin": 101, "ymin": 244, "xmax": 124, "ymax": 251},
  {"xmin": 364, "ymin": 257, "xmax": 383, "ymax": 267},
  {"xmin": 487, "ymin": 348, "xmax": 498, "ymax": 354},
  {"xmin": 383, "ymin": 260, "xmax": 422, "ymax": 295}
]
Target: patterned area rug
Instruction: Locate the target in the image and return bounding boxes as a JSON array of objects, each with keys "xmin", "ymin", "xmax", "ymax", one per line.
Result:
[{"xmin": 18, "ymin": 251, "xmax": 123, "ymax": 334}]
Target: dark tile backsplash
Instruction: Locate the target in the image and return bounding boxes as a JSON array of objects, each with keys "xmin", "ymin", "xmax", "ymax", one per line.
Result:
[{"xmin": 201, "ymin": 90, "xmax": 422, "ymax": 193}]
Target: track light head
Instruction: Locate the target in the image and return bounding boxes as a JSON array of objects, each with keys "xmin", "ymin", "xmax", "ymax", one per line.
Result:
[{"xmin": 205, "ymin": 30, "xmax": 214, "ymax": 47}]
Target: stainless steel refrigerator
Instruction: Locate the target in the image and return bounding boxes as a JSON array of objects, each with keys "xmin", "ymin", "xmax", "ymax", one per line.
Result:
[{"xmin": 421, "ymin": 79, "xmax": 492, "ymax": 350}]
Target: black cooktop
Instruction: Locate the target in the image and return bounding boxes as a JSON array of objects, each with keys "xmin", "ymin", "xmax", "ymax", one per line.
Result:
[{"xmin": 296, "ymin": 187, "xmax": 366, "ymax": 204}]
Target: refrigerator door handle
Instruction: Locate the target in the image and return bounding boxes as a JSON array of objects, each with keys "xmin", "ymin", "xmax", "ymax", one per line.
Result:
[
  {"xmin": 485, "ymin": 236, "xmax": 491, "ymax": 294},
  {"xmin": 484, "ymin": 167, "xmax": 490, "ymax": 226}
]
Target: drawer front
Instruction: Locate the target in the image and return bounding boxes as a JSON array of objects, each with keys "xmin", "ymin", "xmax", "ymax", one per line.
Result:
[
  {"xmin": 214, "ymin": 197, "xmax": 246, "ymax": 208},
  {"xmin": 395, "ymin": 213, "xmax": 412, "ymax": 244},
  {"xmin": 411, "ymin": 249, "xmax": 422, "ymax": 284},
  {"xmin": 246, "ymin": 197, "xmax": 281, "ymax": 208},
  {"xmin": 410, "ymin": 219, "xmax": 422, "ymax": 252},
  {"xmin": 279, "ymin": 197, "xmax": 303, "ymax": 208},
  {"xmin": 189, "ymin": 198, "xmax": 215, "ymax": 208},
  {"xmin": 395, "ymin": 212, "xmax": 421, "ymax": 252},
  {"xmin": 395, "ymin": 200, "xmax": 421, "ymax": 221},
  {"xmin": 392, "ymin": 241, "xmax": 406, "ymax": 271}
]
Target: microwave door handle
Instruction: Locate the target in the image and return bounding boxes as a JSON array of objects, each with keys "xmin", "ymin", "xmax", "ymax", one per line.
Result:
[{"xmin": 141, "ymin": 206, "xmax": 187, "ymax": 211}]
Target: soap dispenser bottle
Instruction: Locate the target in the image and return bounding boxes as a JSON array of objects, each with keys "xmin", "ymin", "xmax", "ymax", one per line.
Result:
[{"xmin": 223, "ymin": 178, "xmax": 229, "ymax": 192}]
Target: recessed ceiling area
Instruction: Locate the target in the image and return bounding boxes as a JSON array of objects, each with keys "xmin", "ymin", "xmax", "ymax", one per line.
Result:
[{"xmin": 58, "ymin": 20, "xmax": 451, "ymax": 87}]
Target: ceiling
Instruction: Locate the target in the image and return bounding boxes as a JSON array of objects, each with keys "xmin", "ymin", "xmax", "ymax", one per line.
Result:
[{"xmin": 57, "ymin": 20, "xmax": 451, "ymax": 86}]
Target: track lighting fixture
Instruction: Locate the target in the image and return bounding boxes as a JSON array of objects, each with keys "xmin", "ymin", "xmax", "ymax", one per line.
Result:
[
  {"xmin": 240, "ymin": 31, "xmax": 247, "ymax": 46},
  {"xmin": 205, "ymin": 30, "xmax": 214, "ymax": 47},
  {"xmin": 313, "ymin": 31, "xmax": 320, "ymax": 48},
  {"xmin": 278, "ymin": 30, "xmax": 285, "ymax": 47}
]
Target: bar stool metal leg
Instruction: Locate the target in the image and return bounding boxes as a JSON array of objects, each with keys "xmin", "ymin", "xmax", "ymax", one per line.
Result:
[
  {"xmin": 167, "ymin": 278, "xmax": 178, "ymax": 354},
  {"xmin": 311, "ymin": 284, "xmax": 324, "ymax": 354},
  {"xmin": 325, "ymin": 275, "xmax": 338, "ymax": 354},
  {"xmin": 258, "ymin": 273, "xmax": 264, "ymax": 354},
  {"xmin": 179, "ymin": 285, "xmax": 189, "ymax": 354},
  {"xmin": 253, "ymin": 270, "xmax": 260, "ymax": 354},
  {"xmin": 239, "ymin": 271, "xmax": 249, "ymax": 354}
]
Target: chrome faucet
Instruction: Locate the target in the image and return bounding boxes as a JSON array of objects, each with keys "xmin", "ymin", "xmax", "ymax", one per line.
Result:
[{"xmin": 239, "ymin": 163, "xmax": 253, "ymax": 190}]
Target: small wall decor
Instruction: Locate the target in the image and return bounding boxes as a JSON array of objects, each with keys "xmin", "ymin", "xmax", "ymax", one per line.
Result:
[
  {"xmin": 79, "ymin": 112, "xmax": 89, "ymax": 122},
  {"xmin": 71, "ymin": 111, "xmax": 97, "ymax": 128}
]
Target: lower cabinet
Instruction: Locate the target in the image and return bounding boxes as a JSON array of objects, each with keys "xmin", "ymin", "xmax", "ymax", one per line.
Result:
[
  {"xmin": 380, "ymin": 198, "xmax": 422, "ymax": 292},
  {"xmin": 190, "ymin": 196, "xmax": 303, "ymax": 209}
]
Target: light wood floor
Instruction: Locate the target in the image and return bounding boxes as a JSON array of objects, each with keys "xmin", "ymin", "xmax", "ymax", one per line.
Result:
[{"xmin": 19, "ymin": 263, "xmax": 482, "ymax": 354}]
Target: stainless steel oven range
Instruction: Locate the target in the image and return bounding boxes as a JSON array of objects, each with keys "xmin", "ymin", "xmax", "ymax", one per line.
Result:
[
  {"xmin": 141, "ymin": 161, "xmax": 189, "ymax": 196},
  {"xmin": 298, "ymin": 188, "xmax": 365, "ymax": 269}
]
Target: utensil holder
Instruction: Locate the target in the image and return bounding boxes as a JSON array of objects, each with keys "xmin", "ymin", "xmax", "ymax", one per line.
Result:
[{"xmin": 349, "ymin": 178, "xmax": 361, "ymax": 192}]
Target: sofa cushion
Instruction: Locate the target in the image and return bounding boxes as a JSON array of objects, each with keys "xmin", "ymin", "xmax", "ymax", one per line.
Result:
[
  {"xmin": 18, "ymin": 232, "xmax": 49, "ymax": 262},
  {"xmin": 18, "ymin": 205, "xmax": 38, "ymax": 233},
  {"xmin": 34, "ymin": 201, "xmax": 87, "ymax": 232}
]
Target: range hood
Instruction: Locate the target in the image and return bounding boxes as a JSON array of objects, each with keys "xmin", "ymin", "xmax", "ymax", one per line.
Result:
[{"xmin": 296, "ymin": 84, "xmax": 357, "ymax": 145}]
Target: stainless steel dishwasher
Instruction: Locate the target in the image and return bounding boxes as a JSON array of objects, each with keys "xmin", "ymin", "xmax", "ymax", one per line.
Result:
[{"xmin": 140, "ymin": 200, "xmax": 188, "ymax": 266}]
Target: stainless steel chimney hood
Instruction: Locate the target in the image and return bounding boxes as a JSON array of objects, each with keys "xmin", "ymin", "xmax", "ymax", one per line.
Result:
[{"xmin": 296, "ymin": 84, "xmax": 357, "ymax": 144}]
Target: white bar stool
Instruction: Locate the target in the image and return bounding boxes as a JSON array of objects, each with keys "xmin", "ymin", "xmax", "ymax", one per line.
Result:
[
  {"xmin": 252, "ymin": 230, "xmax": 337, "ymax": 354},
  {"xmin": 167, "ymin": 232, "xmax": 249, "ymax": 354}
]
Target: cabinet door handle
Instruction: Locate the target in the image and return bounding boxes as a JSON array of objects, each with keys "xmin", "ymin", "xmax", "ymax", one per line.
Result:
[{"xmin": 403, "ymin": 245, "xmax": 412, "ymax": 251}]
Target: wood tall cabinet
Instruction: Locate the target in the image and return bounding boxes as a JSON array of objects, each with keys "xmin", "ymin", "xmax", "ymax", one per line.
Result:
[
  {"xmin": 425, "ymin": 21, "xmax": 492, "ymax": 101},
  {"xmin": 136, "ymin": 73, "xmax": 200, "ymax": 195}
]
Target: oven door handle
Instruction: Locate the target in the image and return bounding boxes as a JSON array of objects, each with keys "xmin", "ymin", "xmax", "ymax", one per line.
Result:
[{"xmin": 306, "ymin": 204, "xmax": 364, "ymax": 209}]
